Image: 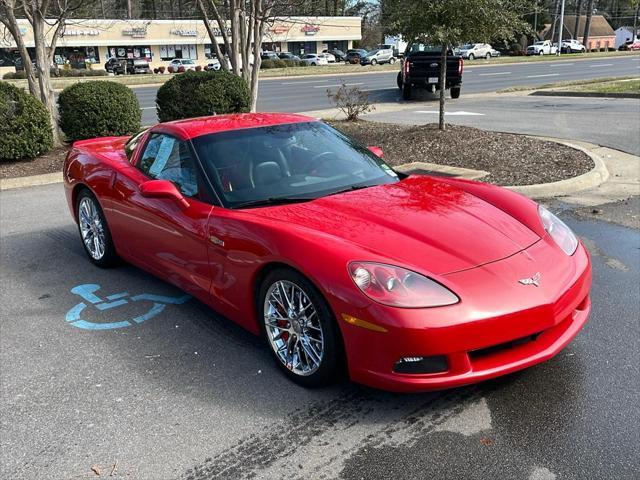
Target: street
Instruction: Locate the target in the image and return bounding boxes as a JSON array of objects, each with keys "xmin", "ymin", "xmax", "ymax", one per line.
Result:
[
  {"xmin": 1, "ymin": 184, "xmax": 638, "ymax": 479},
  {"xmin": 134, "ymin": 55, "xmax": 640, "ymax": 125}
]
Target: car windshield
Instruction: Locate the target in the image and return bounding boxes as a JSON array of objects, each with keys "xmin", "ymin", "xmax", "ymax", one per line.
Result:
[
  {"xmin": 192, "ymin": 121, "xmax": 399, "ymax": 208},
  {"xmin": 461, "ymin": 44, "xmax": 474, "ymax": 49},
  {"xmin": 183, "ymin": 59, "xmax": 195, "ymax": 64},
  {"xmin": 534, "ymin": 41, "xmax": 545, "ymax": 45},
  {"xmin": 367, "ymin": 49, "xmax": 379, "ymax": 56}
]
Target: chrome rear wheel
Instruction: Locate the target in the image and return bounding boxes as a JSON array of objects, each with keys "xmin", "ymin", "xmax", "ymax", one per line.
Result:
[{"xmin": 78, "ymin": 196, "xmax": 106, "ymax": 260}]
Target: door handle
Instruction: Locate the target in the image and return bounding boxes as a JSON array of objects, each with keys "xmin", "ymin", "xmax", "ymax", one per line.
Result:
[{"xmin": 209, "ymin": 235, "xmax": 225, "ymax": 247}]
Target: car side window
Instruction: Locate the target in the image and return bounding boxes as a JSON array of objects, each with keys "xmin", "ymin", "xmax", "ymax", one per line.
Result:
[{"xmin": 138, "ymin": 134, "xmax": 198, "ymax": 197}]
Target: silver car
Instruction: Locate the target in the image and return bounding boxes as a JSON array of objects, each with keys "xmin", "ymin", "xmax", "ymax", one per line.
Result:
[
  {"xmin": 458, "ymin": 43, "xmax": 494, "ymax": 60},
  {"xmin": 360, "ymin": 48, "xmax": 396, "ymax": 65}
]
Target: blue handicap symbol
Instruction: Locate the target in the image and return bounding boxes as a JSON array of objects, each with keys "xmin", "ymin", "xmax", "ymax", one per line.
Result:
[{"xmin": 65, "ymin": 283, "xmax": 191, "ymax": 330}]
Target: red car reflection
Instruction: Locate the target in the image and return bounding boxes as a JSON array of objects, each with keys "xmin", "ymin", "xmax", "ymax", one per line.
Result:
[{"xmin": 63, "ymin": 113, "xmax": 591, "ymax": 392}]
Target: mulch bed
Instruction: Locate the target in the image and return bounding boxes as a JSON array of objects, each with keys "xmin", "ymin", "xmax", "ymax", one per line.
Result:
[
  {"xmin": 1, "ymin": 146, "xmax": 70, "ymax": 179},
  {"xmin": 1, "ymin": 122, "xmax": 594, "ymax": 186},
  {"xmin": 332, "ymin": 121, "xmax": 594, "ymax": 186}
]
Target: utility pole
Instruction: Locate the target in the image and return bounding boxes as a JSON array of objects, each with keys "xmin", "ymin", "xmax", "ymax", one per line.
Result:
[{"xmin": 557, "ymin": 0, "xmax": 566, "ymax": 55}]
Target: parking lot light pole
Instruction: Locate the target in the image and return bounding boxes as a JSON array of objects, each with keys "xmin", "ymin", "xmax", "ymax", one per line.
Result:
[{"xmin": 557, "ymin": 0, "xmax": 566, "ymax": 55}]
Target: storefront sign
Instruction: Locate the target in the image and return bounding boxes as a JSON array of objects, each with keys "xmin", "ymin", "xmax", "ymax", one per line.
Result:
[
  {"xmin": 122, "ymin": 27, "xmax": 147, "ymax": 38},
  {"xmin": 211, "ymin": 27, "xmax": 232, "ymax": 37},
  {"xmin": 270, "ymin": 26, "xmax": 289, "ymax": 35},
  {"xmin": 170, "ymin": 29, "xmax": 198, "ymax": 37},
  {"xmin": 301, "ymin": 25, "xmax": 320, "ymax": 36},
  {"xmin": 62, "ymin": 29, "xmax": 100, "ymax": 37},
  {"xmin": 19, "ymin": 27, "xmax": 28, "ymax": 36}
]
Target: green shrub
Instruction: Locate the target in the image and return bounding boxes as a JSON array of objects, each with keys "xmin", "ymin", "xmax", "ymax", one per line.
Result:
[
  {"xmin": 0, "ymin": 81, "xmax": 53, "ymax": 160},
  {"xmin": 261, "ymin": 59, "xmax": 275, "ymax": 69},
  {"xmin": 273, "ymin": 59, "xmax": 287, "ymax": 68},
  {"xmin": 58, "ymin": 80, "xmax": 141, "ymax": 141},
  {"xmin": 3, "ymin": 72, "xmax": 15, "ymax": 80},
  {"xmin": 156, "ymin": 70, "xmax": 250, "ymax": 122}
]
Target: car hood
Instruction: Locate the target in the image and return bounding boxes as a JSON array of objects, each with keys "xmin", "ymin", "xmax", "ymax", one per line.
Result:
[{"xmin": 250, "ymin": 176, "xmax": 540, "ymax": 275}]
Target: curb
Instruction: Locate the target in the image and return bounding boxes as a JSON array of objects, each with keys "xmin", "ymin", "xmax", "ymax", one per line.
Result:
[
  {"xmin": 0, "ymin": 172, "xmax": 63, "ymax": 191},
  {"xmin": 504, "ymin": 137, "xmax": 609, "ymax": 199},
  {"xmin": 531, "ymin": 90, "xmax": 640, "ymax": 99}
]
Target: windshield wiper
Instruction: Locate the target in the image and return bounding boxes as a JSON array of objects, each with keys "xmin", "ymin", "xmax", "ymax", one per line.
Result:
[
  {"xmin": 234, "ymin": 196, "xmax": 313, "ymax": 209},
  {"xmin": 325, "ymin": 184, "xmax": 374, "ymax": 197}
]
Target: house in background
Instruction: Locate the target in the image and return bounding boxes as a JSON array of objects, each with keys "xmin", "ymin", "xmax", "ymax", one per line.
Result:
[
  {"xmin": 541, "ymin": 15, "xmax": 615, "ymax": 51},
  {"xmin": 614, "ymin": 26, "xmax": 639, "ymax": 48}
]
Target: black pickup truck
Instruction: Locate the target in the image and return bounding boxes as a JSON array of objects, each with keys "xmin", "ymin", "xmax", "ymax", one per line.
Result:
[{"xmin": 397, "ymin": 43, "xmax": 463, "ymax": 100}]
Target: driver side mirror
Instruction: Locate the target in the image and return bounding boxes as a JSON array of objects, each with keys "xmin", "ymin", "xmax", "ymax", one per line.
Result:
[
  {"xmin": 140, "ymin": 179, "xmax": 189, "ymax": 209},
  {"xmin": 368, "ymin": 146, "xmax": 384, "ymax": 158}
]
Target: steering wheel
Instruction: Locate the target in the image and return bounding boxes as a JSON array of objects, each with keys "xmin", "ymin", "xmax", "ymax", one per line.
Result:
[{"xmin": 309, "ymin": 151, "xmax": 338, "ymax": 174}]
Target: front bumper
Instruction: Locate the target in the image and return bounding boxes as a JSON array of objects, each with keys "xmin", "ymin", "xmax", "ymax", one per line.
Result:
[{"xmin": 336, "ymin": 238, "xmax": 592, "ymax": 392}]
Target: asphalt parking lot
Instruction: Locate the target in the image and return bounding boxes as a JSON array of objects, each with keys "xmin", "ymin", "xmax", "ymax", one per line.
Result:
[{"xmin": 1, "ymin": 184, "xmax": 638, "ymax": 479}]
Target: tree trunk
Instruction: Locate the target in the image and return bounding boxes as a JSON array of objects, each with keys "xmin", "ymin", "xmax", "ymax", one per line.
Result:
[
  {"xmin": 582, "ymin": 0, "xmax": 595, "ymax": 49},
  {"xmin": 438, "ymin": 45, "xmax": 447, "ymax": 131},
  {"xmin": 126, "ymin": 0, "xmax": 132, "ymax": 18},
  {"xmin": 0, "ymin": 7, "xmax": 39, "ymax": 96},
  {"xmin": 32, "ymin": 11, "xmax": 61, "ymax": 145},
  {"xmin": 634, "ymin": 2, "xmax": 640, "ymax": 43},
  {"xmin": 573, "ymin": 0, "xmax": 582, "ymax": 39}
]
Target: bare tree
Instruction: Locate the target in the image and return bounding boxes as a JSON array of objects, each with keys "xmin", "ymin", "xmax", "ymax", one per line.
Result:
[
  {"xmin": 0, "ymin": 1, "xmax": 38, "ymax": 96},
  {"xmin": 1, "ymin": 0, "xmax": 88, "ymax": 144},
  {"xmin": 582, "ymin": 0, "xmax": 596, "ymax": 48},
  {"xmin": 196, "ymin": 0, "xmax": 278, "ymax": 111}
]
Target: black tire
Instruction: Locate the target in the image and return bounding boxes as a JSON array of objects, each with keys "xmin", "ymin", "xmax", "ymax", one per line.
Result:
[
  {"xmin": 485, "ymin": 52, "xmax": 491, "ymax": 59},
  {"xmin": 76, "ymin": 189, "xmax": 119, "ymax": 268},
  {"xmin": 371, "ymin": 58, "xmax": 378, "ymax": 65},
  {"xmin": 397, "ymin": 72, "xmax": 402, "ymax": 89},
  {"xmin": 468, "ymin": 53, "xmax": 475, "ymax": 60},
  {"xmin": 389, "ymin": 57, "xmax": 396, "ymax": 64},
  {"xmin": 311, "ymin": 62, "xmax": 316, "ymax": 66},
  {"xmin": 539, "ymin": 50, "xmax": 544, "ymax": 56},
  {"xmin": 258, "ymin": 268, "xmax": 343, "ymax": 388},
  {"xmin": 451, "ymin": 86, "xmax": 461, "ymax": 99},
  {"xmin": 402, "ymin": 83, "xmax": 412, "ymax": 100}
]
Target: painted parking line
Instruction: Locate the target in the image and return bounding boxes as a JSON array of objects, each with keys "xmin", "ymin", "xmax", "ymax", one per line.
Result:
[
  {"xmin": 317, "ymin": 83, "xmax": 364, "ymax": 88},
  {"xmin": 526, "ymin": 73, "xmax": 561, "ymax": 78},
  {"xmin": 547, "ymin": 63, "xmax": 575, "ymax": 66},
  {"xmin": 478, "ymin": 71, "xmax": 511, "ymax": 76},
  {"xmin": 280, "ymin": 79, "xmax": 330, "ymax": 85},
  {"xmin": 589, "ymin": 63, "xmax": 614, "ymax": 67},
  {"xmin": 141, "ymin": 107, "xmax": 155, "ymax": 110},
  {"xmin": 415, "ymin": 110, "xmax": 485, "ymax": 116}
]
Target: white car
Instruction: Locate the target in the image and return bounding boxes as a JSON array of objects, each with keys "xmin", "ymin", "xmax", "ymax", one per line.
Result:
[
  {"xmin": 561, "ymin": 39, "xmax": 586, "ymax": 53},
  {"xmin": 458, "ymin": 43, "xmax": 494, "ymax": 60},
  {"xmin": 526, "ymin": 40, "xmax": 558, "ymax": 55},
  {"xmin": 300, "ymin": 54, "xmax": 328, "ymax": 66},
  {"xmin": 168, "ymin": 58, "xmax": 197, "ymax": 73},
  {"xmin": 320, "ymin": 52, "xmax": 336, "ymax": 63},
  {"xmin": 204, "ymin": 59, "xmax": 221, "ymax": 71}
]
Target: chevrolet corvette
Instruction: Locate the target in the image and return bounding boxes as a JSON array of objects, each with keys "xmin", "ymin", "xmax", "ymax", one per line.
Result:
[{"xmin": 63, "ymin": 113, "xmax": 592, "ymax": 392}]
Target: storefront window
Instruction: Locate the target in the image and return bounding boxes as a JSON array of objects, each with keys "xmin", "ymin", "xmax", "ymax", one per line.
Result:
[
  {"xmin": 204, "ymin": 44, "xmax": 228, "ymax": 58},
  {"xmin": 159, "ymin": 45, "xmax": 197, "ymax": 60},
  {"xmin": 0, "ymin": 49, "xmax": 20, "ymax": 67},
  {"xmin": 108, "ymin": 46, "xmax": 152, "ymax": 61},
  {"xmin": 52, "ymin": 47, "xmax": 100, "ymax": 68},
  {"xmin": 287, "ymin": 41, "xmax": 316, "ymax": 56},
  {"xmin": 327, "ymin": 41, "xmax": 347, "ymax": 52}
]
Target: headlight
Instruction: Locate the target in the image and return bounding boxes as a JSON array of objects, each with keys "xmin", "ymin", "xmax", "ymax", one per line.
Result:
[
  {"xmin": 539, "ymin": 205, "xmax": 578, "ymax": 255},
  {"xmin": 348, "ymin": 262, "xmax": 459, "ymax": 308}
]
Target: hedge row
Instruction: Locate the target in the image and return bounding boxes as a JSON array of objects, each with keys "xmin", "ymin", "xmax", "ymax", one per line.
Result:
[
  {"xmin": 260, "ymin": 59, "xmax": 309, "ymax": 69},
  {"xmin": 0, "ymin": 81, "xmax": 53, "ymax": 161},
  {"xmin": 3, "ymin": 69, "xmax": 108, "ymax": 80}
]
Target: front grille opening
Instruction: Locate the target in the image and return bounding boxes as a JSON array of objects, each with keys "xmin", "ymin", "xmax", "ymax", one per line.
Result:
[
  {"xmin": 469, "ymin": 333, "xmax": 540, "ymax": 361},
  {"xmin": 394, "ymin": 355, "xmax": 448, "ymax": 374}
]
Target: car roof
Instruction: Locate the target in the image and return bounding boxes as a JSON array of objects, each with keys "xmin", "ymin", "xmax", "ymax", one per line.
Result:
[{"xmin": 152, "ymin": 113, "xmax": 318, "ymax": 140}]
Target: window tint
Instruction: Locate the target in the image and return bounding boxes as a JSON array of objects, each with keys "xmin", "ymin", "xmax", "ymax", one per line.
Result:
[
  {"xmin": 125, "ymin": 129, "xmax": 148, "ymax": 162},
  {"xmin": 138, "ymin": 134, "xmax": 198, "ymax": 197}
]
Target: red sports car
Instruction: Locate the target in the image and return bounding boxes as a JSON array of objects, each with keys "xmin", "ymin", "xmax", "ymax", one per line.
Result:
[{"xmin": 63, "ymin": 113, "xmax": 591, "ymax": 392}]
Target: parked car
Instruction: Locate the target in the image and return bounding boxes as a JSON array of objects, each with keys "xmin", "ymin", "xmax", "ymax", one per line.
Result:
[
  {"xmin": 320, "ymin": 52, "xmax": 336, "ymax": 63},
  {"xmin": 278, "ymin": 52, "xmax": 301, "ymax": 61},
  {"xmin": 345, "ymin": 49, "xmax": 368, "ymax": 64},
  {"xmin": 618, "ymin": 40, "xmax": 640, "ymax": 51},
  {"xmin": 64, "ymin": 113, "xmax": 592, "ymax": 392},
  {"xmin": 261, "ymin": 51, "xmax": 279, "ymax": 61},
  {"xmin": 104, "ymin": 57, "xmax": 151, "ymax": 75},
  {"xmin": 167, "ymin": 58, "xmax": 197, "ymax": 73},
  {"xmin": 300, "ymin": 54, "xmax": 328, "ymax": 66},
  {"xmin": 323, "ymin": 49, "xmax": 346, "ymax": 61},
  {"xmin": 204, "ymin": 59, "xmax": 221, "ymax": 71},
  {"xmin": 360, "ymin": 48, "xmax": 396, "ymax": 65},
  {"xmin": 561, "ymin": 39, "xmax": 586, "ymax": 53},
  {"xmin": 458, "ymin": 43, "xmax": 495, "ymax": 60},
  {"xmin": 397, "ymin": 43, "xmax": 463, "ymax": 100},
  {"xmin": 526, "ymin": 40, "xmax": 557, "ymax": 55},
  {"xmin": 104, "ymin": 57, "xmax": 126, "ymax": 75}
]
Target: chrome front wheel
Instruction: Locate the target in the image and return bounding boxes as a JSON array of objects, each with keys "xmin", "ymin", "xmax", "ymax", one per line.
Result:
[{"xmin": 263, "ymin": 280, "xmax": 324, "ymax": 376}]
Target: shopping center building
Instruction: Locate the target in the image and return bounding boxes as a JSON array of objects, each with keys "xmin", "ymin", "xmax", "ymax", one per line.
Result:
[{"xmin": 0, "ymin": 17, "xmax": 362, "ymax": 75}]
